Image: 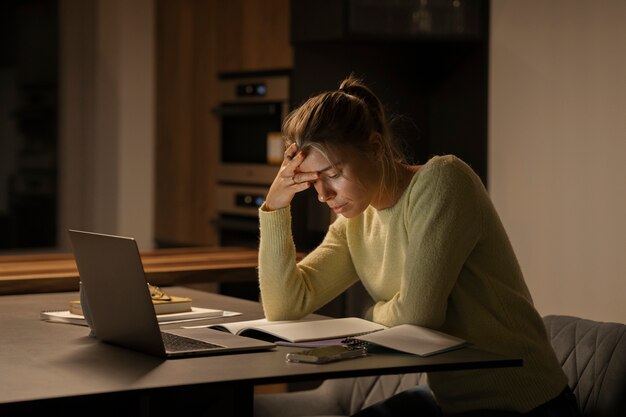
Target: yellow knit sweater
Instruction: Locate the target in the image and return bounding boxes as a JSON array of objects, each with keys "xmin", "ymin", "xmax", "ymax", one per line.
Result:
[{"xmin": 258, "ymin": 155, "xmax": 567, "ymax": 414}]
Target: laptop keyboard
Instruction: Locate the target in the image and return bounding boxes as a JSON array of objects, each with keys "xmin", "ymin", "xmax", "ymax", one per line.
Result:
[{"xmin": 161, "ymin": 332, "xmax": 223, "ymax": 352}]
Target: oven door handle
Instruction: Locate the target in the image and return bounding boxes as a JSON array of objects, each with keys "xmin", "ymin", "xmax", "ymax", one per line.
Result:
[{"xmin": 213, "ymin": 103, "xmax": 279, "ymax": 117}]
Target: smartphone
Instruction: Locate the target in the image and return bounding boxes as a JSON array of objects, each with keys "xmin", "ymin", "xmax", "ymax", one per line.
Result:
[{"xmin": 285, "ymin": 345, "xmax": 368, "ymax": 364}]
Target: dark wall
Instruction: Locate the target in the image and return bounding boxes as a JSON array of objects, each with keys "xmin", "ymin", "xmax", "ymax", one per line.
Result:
[
  {"xmin": 290, "ymin": 41, "xmax": 488, "ymax": 178},
  {"xmin": 0, "ymin": 0, "xmax": 58, "ymax": 249},
  {"xmin": 289, "ymin": 0, "xmax": 490, "ymax": 252}
]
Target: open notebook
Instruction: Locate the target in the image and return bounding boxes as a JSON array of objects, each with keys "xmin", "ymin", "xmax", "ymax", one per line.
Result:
[
  {"xmin": 187, "ymin": 316, "xmax": 468, "ymax": 357},
  {"xmin": 68, "ymin": 230, "xmax": 275, "ymax": 358}
]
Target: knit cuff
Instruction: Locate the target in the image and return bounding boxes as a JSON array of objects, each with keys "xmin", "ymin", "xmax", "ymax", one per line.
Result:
[{"xmin": 259, "ymin": 204, "xmax": 293, "ymax": 253}]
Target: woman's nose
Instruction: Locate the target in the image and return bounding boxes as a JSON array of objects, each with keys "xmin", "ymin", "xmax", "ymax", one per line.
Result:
[{"xmin": 315, "ymin": 181, "xmax": 334, "ymax": 202}]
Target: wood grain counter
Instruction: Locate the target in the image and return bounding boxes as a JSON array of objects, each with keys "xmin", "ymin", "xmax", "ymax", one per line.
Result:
[{"xmin": 0, "ymin": 246, "xmax": 261, "ymax": 295}]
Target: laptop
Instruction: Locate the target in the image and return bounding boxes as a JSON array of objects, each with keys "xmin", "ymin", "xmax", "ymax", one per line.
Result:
[{"xmin": 68, "ymin": 229, "xmax": 275, "ymax": 358}]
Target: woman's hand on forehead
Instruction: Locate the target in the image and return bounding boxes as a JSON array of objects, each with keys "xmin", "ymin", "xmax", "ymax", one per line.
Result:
[
  {"xmin": 296, "ymin": 148, "xmax": 334, "ymax": 176},
  {"xmin": 264, "ymin": 143, "xmax": 319, "ymax": 211}
]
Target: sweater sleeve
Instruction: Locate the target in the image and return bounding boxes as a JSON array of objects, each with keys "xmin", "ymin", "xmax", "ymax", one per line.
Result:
[
  {"xmin": 372, "ymin": 158, "xmax": 484, "ymax": 328},
  {"xmin": 258, "ymin": 205, "xmax": 360, "ymax": 320}
]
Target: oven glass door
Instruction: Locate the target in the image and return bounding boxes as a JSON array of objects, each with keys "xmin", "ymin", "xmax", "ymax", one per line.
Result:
[{"xmin": 220, "ymin": 102, "xmax": 282, "ymax": 164}]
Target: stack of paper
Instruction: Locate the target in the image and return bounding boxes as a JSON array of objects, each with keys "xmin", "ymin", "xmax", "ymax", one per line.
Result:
[{"xmin": 41, "ymin": 307, "xmax": 239, "ymax": 326}]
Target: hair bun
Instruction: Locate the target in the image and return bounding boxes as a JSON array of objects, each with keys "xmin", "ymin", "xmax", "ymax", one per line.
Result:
[{"xmin": 338, "ymin": 74, "xmax": 363, "ymax": 96}]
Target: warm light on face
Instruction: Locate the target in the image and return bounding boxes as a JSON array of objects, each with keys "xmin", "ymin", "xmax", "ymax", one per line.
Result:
[{"xmin": 298, "ymin": 147, "xmax": 379, "ymax": 218}]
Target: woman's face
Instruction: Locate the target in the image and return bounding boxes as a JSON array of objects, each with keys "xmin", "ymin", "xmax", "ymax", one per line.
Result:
[{"xmin": 298, "ymin": 146, "xmax": 380, "ymax": 218}]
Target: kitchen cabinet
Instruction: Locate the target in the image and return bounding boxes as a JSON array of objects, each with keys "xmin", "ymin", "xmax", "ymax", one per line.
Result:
[
  {"xmin": 154, "ymin": 0, "xmax": 293, "ymax": 247},
  {"xmin": 154, "ymin": 0, "xmax": 219, "ymax": 247},
  {"xmin": 215, "ymin": 0, "xmax": 293, "ymax": 73}
]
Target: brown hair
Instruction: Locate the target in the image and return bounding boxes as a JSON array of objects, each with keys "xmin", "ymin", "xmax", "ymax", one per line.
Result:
[{"xmin": 282, "ymin": 74, "xmax": 407, "ymax": 196}]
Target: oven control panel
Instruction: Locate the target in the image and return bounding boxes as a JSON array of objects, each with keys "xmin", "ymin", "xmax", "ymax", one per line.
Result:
[
  {"xmin": 216, "ymin": 184, "xmax": 269, "ymax": 217},
  {"xmin": 236, "ymin": 82, "xmax": 267, "ymax": 97},
  {"xmin": 218, "ymin": 75, "xmax": 288, "ymax": 102},
  {"xmin": 236, "ymin": 193, "xmax": 265, "ymax": 208}
]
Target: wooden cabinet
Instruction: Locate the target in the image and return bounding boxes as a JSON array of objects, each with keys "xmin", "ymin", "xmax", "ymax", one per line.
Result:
[
  {"xmin": 154, "ymin": 0, "xmax": 219, "ymax": 247},
  {"xmin": 215, "ymin": 0, "xmax": 293, "ymax": 73},
  {"xmin": 154, "ymin": 0, "xmax": 292, "ymax": 247}
]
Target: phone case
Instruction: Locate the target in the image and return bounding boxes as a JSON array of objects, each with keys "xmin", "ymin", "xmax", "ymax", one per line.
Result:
[{"xmin": 285, "ymin": 345, "xmax": 367, "ymax": 364}]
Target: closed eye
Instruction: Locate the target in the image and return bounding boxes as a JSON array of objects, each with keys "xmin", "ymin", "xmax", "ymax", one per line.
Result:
[{"xmin": 316, "ymin": 163, "xmax": 343, "ymax": 180}]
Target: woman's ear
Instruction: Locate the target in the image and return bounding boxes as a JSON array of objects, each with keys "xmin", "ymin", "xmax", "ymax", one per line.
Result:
[{"xmin": 368, "ymin": 133, "xmax": 384, "ymax": 161}]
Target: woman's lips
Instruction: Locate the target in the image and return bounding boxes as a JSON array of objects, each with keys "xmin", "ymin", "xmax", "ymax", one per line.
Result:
[{"xmin": 331, "ymin": 203, "xmax": 347, "ymax": 214}]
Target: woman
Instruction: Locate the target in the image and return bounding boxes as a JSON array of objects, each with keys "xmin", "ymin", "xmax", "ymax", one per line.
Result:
[{"xmin": 257, "ymin": 75, "xmax": 579, "ymax": 416}]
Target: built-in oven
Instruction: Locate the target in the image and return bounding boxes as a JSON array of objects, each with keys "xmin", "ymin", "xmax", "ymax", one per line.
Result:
[{"xmin": 214, "ymin": 73, "xmax": 289, "ymax": 247}]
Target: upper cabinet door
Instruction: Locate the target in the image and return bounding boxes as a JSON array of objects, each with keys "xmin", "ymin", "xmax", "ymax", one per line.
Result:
[{"xmin": 216, "ymin": 0, "xmax": 293, "ymax": 73}]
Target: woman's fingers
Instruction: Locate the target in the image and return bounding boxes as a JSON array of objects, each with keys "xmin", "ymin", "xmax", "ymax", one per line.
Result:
[
  {"xmin": 264, "ymin": 145, "xmax": 318, "ymax": 211},
  {"xmin": 265, "ymin": 173, "xmax": 309, "ymax": 211},
  {"xmin": 283, "ymin": 143, "xmax": 299, "ymax": 164},
  {"xmin": 280, "ymin": 145, "xmax": 308, "ymax": 181},
  {"xmin": 283, "ymin": 144, "xmax": 319, "ymax": 184},
  {"xmin": 284, "ymin": 152, "xmax": 306, "ymax": 177},
  {"xmin": 291, "ymin": 170, "xmax": 319, "ymax": 185},
  {"xmin": 282, "ymin": 151, "xmax": 318, "ymax": 187}
]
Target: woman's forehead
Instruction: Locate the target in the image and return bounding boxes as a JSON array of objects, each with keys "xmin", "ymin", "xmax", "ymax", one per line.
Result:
[{"xmin": 299, "ymin": 148, "xmax": 335, "ymax": 172}]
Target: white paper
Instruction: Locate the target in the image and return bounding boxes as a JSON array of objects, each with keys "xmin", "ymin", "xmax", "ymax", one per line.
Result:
[
  {"xmin": 356, "ymin": 324, "xmax": 468, "ymax": 357},
  {"xmin": 41, "ymin": 308, "xmax": 240, "ymax": 326},
  {"xmin": 201, "ymin": 317, "xmax": 387, "ymax": 343}
]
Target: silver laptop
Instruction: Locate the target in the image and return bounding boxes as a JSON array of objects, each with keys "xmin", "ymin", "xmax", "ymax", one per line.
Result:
[{"xmin": 68, "ymin": 229, "xmax": 275, "ymax": 358}]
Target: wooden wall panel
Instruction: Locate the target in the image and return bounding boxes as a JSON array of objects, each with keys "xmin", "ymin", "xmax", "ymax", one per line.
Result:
[
  {"xmin": 155, "ymin": 0, "xmax": 219, "ymax": 246},
  {"xmin": 216, "ymin": 0, "xmax": 293, "ymax": 73}
]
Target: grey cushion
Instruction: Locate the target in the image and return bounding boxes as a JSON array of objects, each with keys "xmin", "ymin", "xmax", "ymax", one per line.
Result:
[
  {"xmin": 542, "ymin": 315, "xmax": 626, "ymax": 417},
  {"xmin": 254, "ymin": 373, "xmax": 426, "ymax": 417},
  {"xmin": 254, "ymin": 316, "xmax": 626, "ymax": 417}
]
